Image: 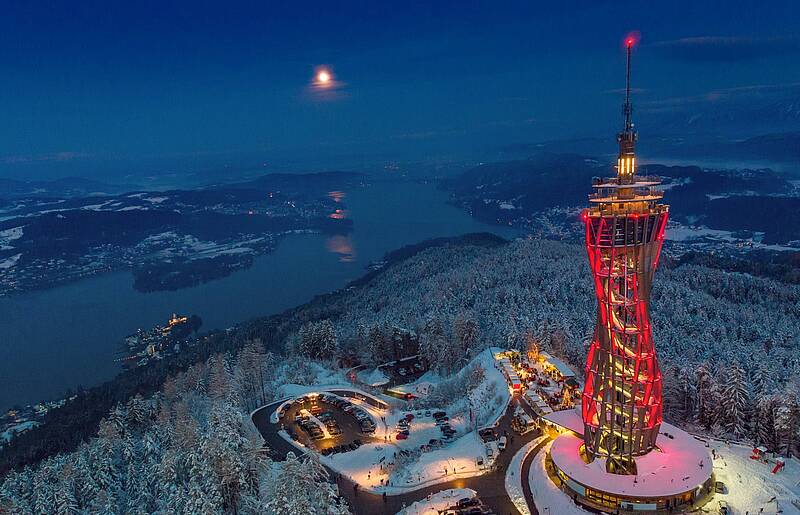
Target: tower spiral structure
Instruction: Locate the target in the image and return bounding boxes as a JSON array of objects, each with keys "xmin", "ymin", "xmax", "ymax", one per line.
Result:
[{"xmin": 580, "ymin": 37, "xmax": 669, "ymax": 475}]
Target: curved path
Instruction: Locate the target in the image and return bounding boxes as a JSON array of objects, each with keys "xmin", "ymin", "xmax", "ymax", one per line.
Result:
[{"xmin": 252, "ymin": 393, "xmax": 548, "ymax": 515}]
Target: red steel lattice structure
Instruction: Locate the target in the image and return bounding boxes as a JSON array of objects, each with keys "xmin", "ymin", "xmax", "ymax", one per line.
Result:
[{"xmin": 580, "ymin": 39, "xmax": 669, "ymax": 475}]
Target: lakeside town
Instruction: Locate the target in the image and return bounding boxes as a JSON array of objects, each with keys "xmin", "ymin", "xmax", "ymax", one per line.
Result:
[
  {"xmin": 118, "ymin": 313, "xmax": 202, "ymax": 369},
  {"xmin": 0, "ymin": 396, "xmax": 76, "ymax": 450}
]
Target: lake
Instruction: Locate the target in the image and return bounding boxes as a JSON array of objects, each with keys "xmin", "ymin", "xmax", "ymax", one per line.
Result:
[{"xmin": 0, "ymin": 179, "xmax": 517, "ymax": 410}]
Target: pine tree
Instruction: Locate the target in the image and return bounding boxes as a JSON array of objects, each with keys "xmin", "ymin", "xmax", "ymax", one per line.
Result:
[
  {"xmin": 262, "ymin": 452, "xmax": 350, "ymax": 514},
  {"xmin": 753, "ymin": 394, "xmax": 777, "ymax": 450},
  {"xmin": 694, "ymin": 363, "xmax": 718, "ymax": 430},
  {"xmin": 721, "ymin": 363, "xmax": 749, "ymax": 439},
  {"xmin": 774, "ymin": 393, "xmax": 799, "ymax": 457},
  {"xmin": 751, "ymin": 362, "xmax": 776, "ymax": 397},
  {"xmin": 676, "ymin": 366, "xmax": 696, "ymax": 421}
]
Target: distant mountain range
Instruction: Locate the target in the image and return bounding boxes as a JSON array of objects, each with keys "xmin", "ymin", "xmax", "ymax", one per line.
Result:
[
  {"xmin": 0, "ymin": 176, "xmax": 139, "ymax": 199},
  {"xmin": 501, "ymin": 131, "xmax": 800, "ymax": 167},
  {"xmin": 440, "ymin": 153, "xmax": 800, "ymax": 245}
]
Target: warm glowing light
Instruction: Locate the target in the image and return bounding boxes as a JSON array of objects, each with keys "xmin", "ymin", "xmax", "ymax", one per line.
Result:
[{"xmin": 317, "ymin": 70, "xmax": 331, "ymax": 83}]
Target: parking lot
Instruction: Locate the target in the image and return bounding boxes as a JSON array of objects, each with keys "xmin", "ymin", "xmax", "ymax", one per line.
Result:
[
  {"xmin": 440, "ymin": 494, "xmax": 496, "ymax": 515},
  {"xmin": 277, "ymin": 393, "xmax": 381, "ymax": 456}
]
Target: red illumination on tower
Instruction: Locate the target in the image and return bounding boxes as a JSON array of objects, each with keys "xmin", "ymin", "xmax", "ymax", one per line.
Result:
[{"xmin": 580, "ymin": 37, "xmax": 669, "ymax": 475}]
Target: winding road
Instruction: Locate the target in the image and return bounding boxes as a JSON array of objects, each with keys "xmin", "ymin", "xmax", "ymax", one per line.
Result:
[{"xmin": 251, "ymin": 394, "xmax": 549, "ymax": 514}]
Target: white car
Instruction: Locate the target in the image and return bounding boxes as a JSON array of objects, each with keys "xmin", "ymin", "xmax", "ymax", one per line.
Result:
[{"xmin": 498, "ymin": 436, "xmax": 507, "ymax": 451}]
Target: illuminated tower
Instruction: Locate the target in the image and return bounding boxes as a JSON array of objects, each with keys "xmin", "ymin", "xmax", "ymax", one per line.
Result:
[{"xmin": 580, "ymin": 37, "xmax": 669, "ymax": 475}]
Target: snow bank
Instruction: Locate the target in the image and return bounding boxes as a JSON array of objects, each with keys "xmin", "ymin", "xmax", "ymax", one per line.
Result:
[
  {"xmin": 528, "ymin": 441, "xmax": 590, "ymax": 515},
  {"xmin": 396, "ymin": 488, "xmax": 476, "ymax": 515},
  {"xmin": 505, "ymin": 436, "xmax": 546, "ymax": 515}
]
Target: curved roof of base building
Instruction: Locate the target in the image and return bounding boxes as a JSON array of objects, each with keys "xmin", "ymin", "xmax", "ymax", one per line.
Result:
[{"xmin": 549, "ymin": 421, "xmax": 713, "ymax": 498}]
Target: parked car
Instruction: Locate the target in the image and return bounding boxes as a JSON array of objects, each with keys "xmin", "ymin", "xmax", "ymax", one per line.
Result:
[
  {"xmin": 457, "ymin": 498, "xmax": 480, "ymax": 508},
  {"xmin": 478, "ymin": 428, "xmax": 496, "ymax": 441},
  {"xmin": 396, "ymin": 433, "xmax": 408, "ymax": 440}
]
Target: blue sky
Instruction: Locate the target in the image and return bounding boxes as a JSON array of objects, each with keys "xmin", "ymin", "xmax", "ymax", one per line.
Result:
[{"xmin": 1, "ymin": 0, "xmax": 798, "ymax": 178}]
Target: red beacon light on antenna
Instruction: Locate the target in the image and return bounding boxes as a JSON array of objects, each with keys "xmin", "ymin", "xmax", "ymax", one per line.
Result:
[{"xmin": 624, "ymin": 31, "xmax": 641, "ymax": 49}]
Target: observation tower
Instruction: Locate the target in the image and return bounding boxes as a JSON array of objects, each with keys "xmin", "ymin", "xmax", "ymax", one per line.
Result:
[
  {"xmin": 580, "ymin": 36, "xmax": 669, "ymax": 475},
  {"xmin": 535, "ymin": 36, "xmax": 714, "ymax": 514}
]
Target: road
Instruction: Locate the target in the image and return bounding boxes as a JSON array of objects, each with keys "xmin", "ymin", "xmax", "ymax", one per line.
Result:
[{"xmin": 252, "ymin": 393, "xmax": 549, "ymax": 514}]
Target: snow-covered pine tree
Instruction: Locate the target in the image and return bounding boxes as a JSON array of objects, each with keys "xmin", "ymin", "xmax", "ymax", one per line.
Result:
[
  {"xmin": 720, "ymin": 363, "xmax": 750, "ymax": 439},
  {"xmin": 774, "ymin": 393, "xmax": 799, "ymax": 457},
  {"xmin": 752, "ymin": 394, "xmax": 777, "ymax": 451},
  {"xmin": 694, "ymin": 362, "xmax": 718, "ymax": 430},
  {"xmin": 262, "ymin": 452, "xmax": 350, "ymax": 514}
]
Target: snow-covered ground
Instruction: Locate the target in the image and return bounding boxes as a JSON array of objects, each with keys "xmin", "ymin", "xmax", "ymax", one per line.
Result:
[
  {"xmin": 0, "ymin": 421, "xmax": 40, "ymax": 446},
  {"xmin": 396, "ymin": 488, "xmax": 477, "ymax": 515},
  {"xmin": 505, "ymin": 436, "xmax": 547, "ymax": 515},
  {"xmin": 0, "ymin": 253, "xmax": 21, "ymax": 269},
  {"xmin": 357, "ymin": 367, "xmax": 390, "ymax": 387},
  {"xmin": 528, "ymin": 441, "xmax": 590, "ymax": 515},
  {"xmin": 667, "ymin": 221, "xmax": 800, "ymax": 251},
  {"xmin": 709, "ymin": 440, "xmax": 800, "ymax": 514},
  {"xmin": 323, "ymin": 405, "xmax": 479, "ymax": 494}
]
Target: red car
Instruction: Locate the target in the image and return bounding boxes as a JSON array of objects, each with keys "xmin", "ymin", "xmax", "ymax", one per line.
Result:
[{"xmin": 396, "ymin": 433, "xmax": 408, "ymax": 440}]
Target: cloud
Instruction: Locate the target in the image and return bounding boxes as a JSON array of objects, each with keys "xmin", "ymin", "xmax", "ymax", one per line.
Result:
[
  {"xmin": 649, "ymin": 36, "xmax": 800, "ymax": 62},
  {"xmin": 1, "ymin": 151, "xmax": 92, "ymax": 164},
  {"xmin": 640, "ymin": 82, "xmax": 800, "ymax": 112}
]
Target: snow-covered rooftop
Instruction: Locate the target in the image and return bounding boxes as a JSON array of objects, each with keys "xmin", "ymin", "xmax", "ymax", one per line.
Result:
[
  {"xmin": 549, "ymin": 422, "xmax": 713, "ymax": 498},
  {"xmin": 540, "ymin": 352, "xmax": 576, "ymax": 377},
  {"xmin": 542, "ymin": 407, "xmax": 584, "ymax": 434}
]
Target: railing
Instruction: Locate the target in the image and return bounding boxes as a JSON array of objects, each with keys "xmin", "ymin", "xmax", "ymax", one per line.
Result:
[
  {"xmin": 592, "ymin": 176, "xmax": 663, "ymax": 187},
  {"xmin": 589, "ymin": 187, "xmax": 664, "ymax": 201}
]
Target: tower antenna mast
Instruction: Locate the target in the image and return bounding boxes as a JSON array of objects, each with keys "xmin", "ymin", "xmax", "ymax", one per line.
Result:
[{"xmin": 624, "ymin": 37, "xmax": 634, "ymax": 132}]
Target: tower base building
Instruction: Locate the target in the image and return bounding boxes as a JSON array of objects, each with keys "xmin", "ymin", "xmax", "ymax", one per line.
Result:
[{"xmin": 540, "ymin": 409, "xmax": 714, "ymax": 513}]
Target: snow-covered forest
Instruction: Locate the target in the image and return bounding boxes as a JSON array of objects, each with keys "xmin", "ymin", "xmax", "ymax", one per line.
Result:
[
  {"xmin": 0, "ymin": 344, "xmax": 352, "ymax": 514},
  {"xmin": 266, "ymin": 237, "xmax": 800, "ymax": 452},
  {"xmin": 1, "ymin": 235, "xmax": 799, "ymax": 512}
]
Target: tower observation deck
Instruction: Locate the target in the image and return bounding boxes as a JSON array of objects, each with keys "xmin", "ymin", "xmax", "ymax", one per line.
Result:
[{"xmin": 580, "ymin": 37, "xmax": 669, "ymax": 475}]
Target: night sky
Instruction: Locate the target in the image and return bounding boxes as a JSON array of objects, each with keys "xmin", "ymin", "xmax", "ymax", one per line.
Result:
[{"xmin": 1, "ymin": 1, "xmax": 798, "ymax": 178}]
